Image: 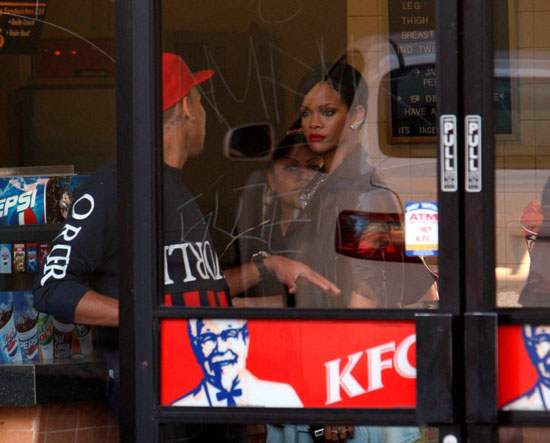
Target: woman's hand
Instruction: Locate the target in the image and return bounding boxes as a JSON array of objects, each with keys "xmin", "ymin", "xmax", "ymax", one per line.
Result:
[
  {"xmin": 324, "ymin": 425, "xmax": 355, "ymax": 442},
  {"xmin": 263, "ymin": 255, "xmax": 341, "ymax": 295}
]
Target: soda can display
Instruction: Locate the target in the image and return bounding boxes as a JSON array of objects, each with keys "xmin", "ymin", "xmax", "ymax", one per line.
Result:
[
  {"xmin": 0, "ymin": 244, "xmax": 12, "ymax": 274},
  {"xmin": 0, "ymin": 177, "xmax": 45, "ymax": 225},
  {"xmin": 0, "ymin": 293, "xmax": 22, "ymax": 363},
  {"xmin": 13, "ymin": 243, "xmax": 25, "ymax": 272},
  {"xmin": 38, "ymin": 243, "xmax": 50, "ymax": 267},
  {"xmin": 37, "ymin": 312, "xmax": 54, "ymax": 361},
  {"xmin": 52, "ymin": 317, "xmax": 74, "ymax": 360},
  {"xmin": 26, "ymin": 242, "xmax": 38, "ymax": 273},
  {"xmin": 0, "ymin": 175, "xmax": 88, "ymax": 227},
  {"xmin": 14, "ymin": 292, "xmax": 39, "ymax": 362},
  {"xmin": 74, "ymin": 324, "xmax": 93, "ymax": 356}
]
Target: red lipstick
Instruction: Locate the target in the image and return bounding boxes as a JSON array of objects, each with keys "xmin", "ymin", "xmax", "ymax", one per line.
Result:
[{"xmin": 308, "ymin": 134, "xmax": 325, "ymax": 142}]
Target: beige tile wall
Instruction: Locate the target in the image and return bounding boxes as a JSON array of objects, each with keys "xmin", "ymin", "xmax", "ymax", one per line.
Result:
[
  {"xmin": 497, "ymin": 0, "xmax": 550, "ymax": 302},
  {"xmin": 0, "ymin": 401, "xmax": 118, "ymax": 443},
  {"xmin": 346, "ymin": 0, "xmax": 550, "ymax": 305}
]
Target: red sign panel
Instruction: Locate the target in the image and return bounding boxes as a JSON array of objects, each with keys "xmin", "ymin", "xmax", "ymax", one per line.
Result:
[
  {"xmin": 498, "ymin": 325, "xmax": 549, "ymax": 410},
  {"xmin": 160, "ymin": 319, "xmax": 416, "ymax": 408}
]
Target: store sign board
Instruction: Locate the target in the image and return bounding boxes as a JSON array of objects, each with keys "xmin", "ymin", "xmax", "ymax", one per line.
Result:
[
  {"xmin": 160, "ymin": 319, "xmax": 416, "ymax": 408},
  {"xmin": 405, "ymin": 201, "xmax": 438, "ymax": 256},
  {"xmin": 0, "ymin": 1, "xmax": 47, "ymax": 53},
  {"xmin": 388, "ymin": 0, "xmax": 513, "ymax": 142},
  {"xmin": 498, "ymin": 325, "xmax": 550, "ymax": 410}
]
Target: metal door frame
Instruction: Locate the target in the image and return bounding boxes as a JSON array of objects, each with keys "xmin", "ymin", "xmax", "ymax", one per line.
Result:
[{"xmin": 112, "ymin": 0, "xmax": 549, "ymax": 442}]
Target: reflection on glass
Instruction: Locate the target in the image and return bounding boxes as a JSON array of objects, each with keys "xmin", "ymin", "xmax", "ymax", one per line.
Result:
[
  {"xmin": 500, "ymin": 427, "xmax": 550, "ymax": 442},
  {"xmin": 495, "ymin": 2, "xmax": 550, "ymax": 307},
  {"xmin": 271, "ymin": 62, "xmax": 437, "ymax": 309},
  {"xmin": 160, "ymin": 1, "xmax": 439, "ymax": 313},
  {"xmin": 160, "ymin": 0, "xmax": 439, "ymax": 438}
]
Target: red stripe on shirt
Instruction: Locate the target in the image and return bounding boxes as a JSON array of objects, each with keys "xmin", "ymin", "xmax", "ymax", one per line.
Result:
[
  {"xmin": 217, "ymin": 291, "xmax": 229, "ymax": 307},
  {"xmin": 183, "ymin": 291, "xmax": 200, "ymax": 306},
  {"xmin": 207, "ymin": 290, "xmax": 216, "ymax": 306}
]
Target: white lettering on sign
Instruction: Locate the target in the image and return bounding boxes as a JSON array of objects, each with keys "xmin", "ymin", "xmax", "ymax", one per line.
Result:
[
  {"xmin": 405, "ymin": 202, "xmax": 438, "ymax": 256},
  {"xmin": 401, "ymin": 1, "xmax": 421, "ymax": 10},
  {"xmin": 324, "ymin": 352, "xmax": 366, "ymax": 405},
  {"xmin": 419, "ymin": 126, "xmax": 436, "ymax": 135},
  {"xmin": 324, "ymin": 334, "xmax": 416, "ymax": 405},
  {"xmin": 441, "ymin": 115, "xmax": 458, "ymax": 192},
  {"xmin": 0, "ymin": 188, "xmax": 37, "ymax": 218},
  {"xmin": 401, "ymin": 16, "xmax": 429, "ymax": 25},
  {"xmin": 366, "ymin": 342, "xmax": 396, "ymax": 392},
  {"xmin": 468, "ymin": 120, "xmax": 480, "ymax": 172},
  {"xmin": 465, "ymin": 115, "xmax": 482, "ymax": 192}
]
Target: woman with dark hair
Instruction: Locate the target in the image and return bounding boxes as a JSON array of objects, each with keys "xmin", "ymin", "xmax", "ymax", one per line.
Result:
[
  {"xmin": 268, "ymin": 132, "xmax": 324, "ymax": 236},
  {"xmin": 266, "ymin": 62, "xmax": 435, "ymax": 443},
  {"xmin": 234, "ymin": 132, "xmax": 323, "ymax": 306},
  {"xmin": 283, "ymin": 61, "xmax": 437, "ymax": 309}
]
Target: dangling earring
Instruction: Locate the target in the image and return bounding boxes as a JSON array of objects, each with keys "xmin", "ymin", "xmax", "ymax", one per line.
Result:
[{"xmin": 265, "ymin": 188, "xmax": 275, "ymax": 206}]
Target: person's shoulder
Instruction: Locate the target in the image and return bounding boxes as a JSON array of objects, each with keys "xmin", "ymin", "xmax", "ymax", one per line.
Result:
[
  {"xmin": 77, "ymin": 158, "xmax": 117, "ymax": 192},
  {"xmin": 91, "ymin": 158, "xmax": 117, "ymax": 185}
]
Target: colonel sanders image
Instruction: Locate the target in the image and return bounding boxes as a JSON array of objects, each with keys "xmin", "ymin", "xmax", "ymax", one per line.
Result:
[
  {"xmin": 171, "ymin": 319, "xmax": 303, "ymax": 407},
  {"xmin": 503, "ymin": 325, "xmax": 550, "ymax": 410}
]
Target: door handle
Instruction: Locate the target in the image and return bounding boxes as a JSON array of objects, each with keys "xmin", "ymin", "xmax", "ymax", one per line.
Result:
[
  {"xmin": 440, "ymin": 114, "xmax": 458, "ymax": 193},
  {"xmin": 465, "ymin": 115, "xmax": 482, "ymax": 192}
]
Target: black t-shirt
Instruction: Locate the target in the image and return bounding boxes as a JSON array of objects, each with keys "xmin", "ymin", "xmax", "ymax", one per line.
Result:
[{"xmin": 33, "ymin": 159, "xmax": 230, "ymax": 322}]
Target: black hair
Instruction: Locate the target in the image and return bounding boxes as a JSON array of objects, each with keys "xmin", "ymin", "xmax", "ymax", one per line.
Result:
[
  {"xmin": 270, "ymin": 128, "xmax": 308, "ymax": 168},
  {"xmin": 295, "ymin": 62, "xmax": 368, "ymax": 110}
]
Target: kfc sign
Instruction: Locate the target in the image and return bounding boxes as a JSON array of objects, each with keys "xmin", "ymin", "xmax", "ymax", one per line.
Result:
[
  {"xmin": 161, "ymin": 319, "xmax": 417, "ymax": 408},
  {"xmin": 499, "ymin": 325, "xmax": 550, "ymax": 410},
  {"xmin": 325, "ymin": 334, "xmax": 416, "ymax": 405}
]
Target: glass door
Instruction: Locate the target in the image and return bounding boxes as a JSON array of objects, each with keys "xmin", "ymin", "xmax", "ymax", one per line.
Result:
[
  {"xmin": 492, "ymin": 0, "xmax": 550, "ymax": 441},
  {"xmin": 111, "ymin": 0, "xmax": 501, "ymax": 442}
]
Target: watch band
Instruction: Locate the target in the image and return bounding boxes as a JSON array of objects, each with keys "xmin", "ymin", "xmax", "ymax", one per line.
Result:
[{"xmin": 251, "ymin": 251, "xmax": 271, "ymax": 277}]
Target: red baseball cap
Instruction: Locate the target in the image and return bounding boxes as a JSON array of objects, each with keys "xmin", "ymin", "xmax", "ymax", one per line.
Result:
[{"xmin": 162, "ymin": 52, "xmax": 214, "ymax": 111}]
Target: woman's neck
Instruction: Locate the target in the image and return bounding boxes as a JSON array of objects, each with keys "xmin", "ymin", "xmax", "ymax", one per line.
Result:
[
  {"xmin": 279, "ymin": 206, "xmax": 299, "ymax": 236},
  {"xmin": 323, "ymin": 140, "xmax": 355, "ymax": 175}
]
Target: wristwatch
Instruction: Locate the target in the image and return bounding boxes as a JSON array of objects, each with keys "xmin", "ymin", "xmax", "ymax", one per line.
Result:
[{"xmin": 251, "ymin": 251, "xmax": 271, "ymax": 277}]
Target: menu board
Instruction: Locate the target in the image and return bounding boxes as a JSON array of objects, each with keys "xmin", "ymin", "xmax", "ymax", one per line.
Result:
[
  {"xmin": 0, "ymin": 1, "xmax": 47, "ymax": 53},
  {"xmin": 388, "ymin": 0, "xmax": 513, "ymax": 142}
]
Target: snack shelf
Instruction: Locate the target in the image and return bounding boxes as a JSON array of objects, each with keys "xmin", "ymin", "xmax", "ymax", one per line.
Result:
[{"xmin": 0, "ymin": 224, "xmax": 60, "ymax": 243}]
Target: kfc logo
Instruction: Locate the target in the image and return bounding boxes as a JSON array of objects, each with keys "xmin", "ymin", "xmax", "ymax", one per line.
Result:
[
  {"xmin": 171, "ymin": 319, "xmax": 302, "ymax": 407},
  {"xmin": 161, "ymin": 319, "xmax": 417, "ymax": 408},
  {"xmin": 503, "ymin": 325, "xmax": 550, "ymax": 411},
  {"xmin": 324, "ymin": 334, "xmax": 416, "ymax": 405}
]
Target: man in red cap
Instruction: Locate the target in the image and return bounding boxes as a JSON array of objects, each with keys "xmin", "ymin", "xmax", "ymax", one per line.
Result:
[{"xmin": 33, "ymin": 53, "xmax": 339, "ymax": 435}]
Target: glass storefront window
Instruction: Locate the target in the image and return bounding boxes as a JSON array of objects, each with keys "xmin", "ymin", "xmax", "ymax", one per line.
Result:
[
  {"xmin": 495, "ymin": 1, "xmax": 550, "ymax": 308},
  {"xmin": 0, "ymin": 0, "xmax": 118, "ymax": 440},
  {"xmin": 159, "ymin": 0, "xmax": 439, "ymax": 312}
]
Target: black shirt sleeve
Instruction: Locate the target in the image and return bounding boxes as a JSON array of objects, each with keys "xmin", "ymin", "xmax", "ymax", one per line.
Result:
[{"xmin": 33, "ymin": 162, "xmax": 117, "ymax": 322}]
